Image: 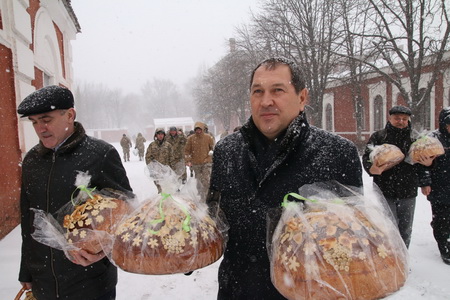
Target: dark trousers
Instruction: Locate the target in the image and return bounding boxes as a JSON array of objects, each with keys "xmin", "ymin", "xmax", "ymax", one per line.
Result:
[
  {"xmin": 430, "ymin": 201, "xmax": 450, "ymax": 257},
  {"xmin": 386, "ymin": 197, "xmax": 416, "ymax": 248}
]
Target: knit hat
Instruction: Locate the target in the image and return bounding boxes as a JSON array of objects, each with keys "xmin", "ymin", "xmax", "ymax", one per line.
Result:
[{"xmin": 18, "ymin": 85, "xmax": 74, "ymax": 117}]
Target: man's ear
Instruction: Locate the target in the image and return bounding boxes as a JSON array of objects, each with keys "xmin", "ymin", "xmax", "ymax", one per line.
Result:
[
  {"xmin": 67, "ymin": 108, "xmax": 77, "ymax": 121},
  {"xmin": 298, "ymin": 88, "xmax": 309, "ymax": 111}
]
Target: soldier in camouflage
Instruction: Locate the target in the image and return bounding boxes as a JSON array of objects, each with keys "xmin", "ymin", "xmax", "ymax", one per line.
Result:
[
  {"xmin": 165, "ymin": 126, "xmax": 187, "ymax": 183},
  {"xmin": 145, "ymin": 128, "xmax": 175, "ymax": 193},
  {"xmin": 135, "ymin": 132, "xmax": 146, "ymax": 161},
  {"xmin": 120, "ymin": 134, "xmax": 132, "ymax": 162}
]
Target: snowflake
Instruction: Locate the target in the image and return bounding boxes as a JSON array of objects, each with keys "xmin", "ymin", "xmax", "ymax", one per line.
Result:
[
  {"xmin": 132, "ymin": 236, "xmax": 143, "ymax": 247},
  {"xmin": 147, "ymin": 238, "xmax": 159, "ymax": 248},
  {"xmin": 288, "ymin": 256, "xmax": 300, "ymax": 271},
  {"xmin": 121, "ymin": 232, "xmax": 131, "ymax": 242}
]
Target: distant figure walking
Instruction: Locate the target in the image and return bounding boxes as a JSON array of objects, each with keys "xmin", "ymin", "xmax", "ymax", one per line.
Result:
[
  {"xmin": 120, "ymin": 134, "xmax": 132, "ymax": 162},
  {"xmin": 135, "ymin": 132, "xmax": 146, "ymax": 161},
  {"xmin": 146, "ymin": 128, "xmax": 175, "ymax": 193},
  {"xmin": 165, "ymin": 126, "xmax": 187, "ymax": 183}
]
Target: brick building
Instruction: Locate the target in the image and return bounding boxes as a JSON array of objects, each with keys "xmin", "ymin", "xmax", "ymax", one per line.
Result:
[
  {"xmin": 322, "ymin": 51, "xmax": 450, "ymax": 150},
  {"xmin": 0, "ymin": 0, "xmax": 80, "ymax": 239}
]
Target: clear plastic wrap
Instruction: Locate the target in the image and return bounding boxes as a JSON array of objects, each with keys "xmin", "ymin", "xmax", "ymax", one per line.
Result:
[
  {"xmin": 408, "ymin": 135, "xmax": 444, "ymax": 165},
  {"xmin": 31, "ymin": 172, "xmax": 133, "ymax": 260},
  {"xmin": 268, "ymin": 181, "xmax": 408, "ymax": 300},
  {"xmin": 368, "ymin": 143, "xmax": 405, "ymax": 170},
  {"xmin": 109, "ymin": 161, "xmax": 228, "ymax": 275}
]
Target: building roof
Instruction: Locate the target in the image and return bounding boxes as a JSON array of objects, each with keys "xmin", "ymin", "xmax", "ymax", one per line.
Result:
[{"xmin": 62, "ymin": 0, "xmax": 81, "ymax": 33}]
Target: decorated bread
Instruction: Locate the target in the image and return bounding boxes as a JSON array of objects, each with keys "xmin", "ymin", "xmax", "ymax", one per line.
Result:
[
  {"xmin": 111, "ymin": 194, "xmax": 225, "ymax": 274},
  {"xmin": 271, "ymin": 197, "xmax": 407, "ymax": 300},
  {"xmin": 369, "ymin": 144, "xmax": 404, "ymax": 170},
  {"xmin": 409, "ymin": 136, "xmax": 444, "ymax": 164},
  {"xmin": 63, "ymin": 194, "xmax": 130, "ymax": 254}
]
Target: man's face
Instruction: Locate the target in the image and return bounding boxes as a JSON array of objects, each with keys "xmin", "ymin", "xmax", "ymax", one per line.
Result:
[
  {"xmin": 170, "ymin": 130, "xmax": 177, "ymax": 136},
  {"xmin": 250, "ymin": 64, "xmax": 308, "ymax": 140},
  {"xmin": 195, "ymin": 128, "xmax": 203, "ymax": 135},
  {"xmin": 28, "ymin": 108, "xmax": 75, "ymax": 149},
  {"xmin": 389, "ymin": 113, "xmax": 410, "ymax": 129},
  {"xmin": 156, "ymin": 132, "xmax": 165, "ymax": 141}
]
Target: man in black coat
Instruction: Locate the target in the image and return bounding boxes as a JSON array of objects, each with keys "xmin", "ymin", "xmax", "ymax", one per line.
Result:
[
  {"xmin": 419, "ymin": 107, "xmax": 450, "ymax": 265},
  {"xmin": 17, "ymin": 85, "xmax": 133, "ymax": 300},
  {"xmin": 207, "ymin": 58, "xmax": 363, "ymax": 299},
  {"xmin": 362, "ymin": 105, "xmax": 418, "ymax": 248}
]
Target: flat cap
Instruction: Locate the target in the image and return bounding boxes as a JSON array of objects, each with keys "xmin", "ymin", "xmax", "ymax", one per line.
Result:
[
  {"xmin": 17, "ymin": 85, "xmax": 74, "ymax": 117},
  {"xmin": 389, "ymin": 105, "xmax": 411, "ymax": 116}
]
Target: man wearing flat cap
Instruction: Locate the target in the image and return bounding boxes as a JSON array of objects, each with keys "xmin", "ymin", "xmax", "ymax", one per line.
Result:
[
  {"xmin": 17, "ymin": 85, "xmax": 132, "ymax": 300},
  {"xmin": 362, "ymin": 105, "xmax": 419, "ymax": 248}
]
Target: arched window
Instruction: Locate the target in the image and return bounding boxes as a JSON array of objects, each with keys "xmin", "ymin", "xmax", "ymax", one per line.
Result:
[
  {"xmin": 325, "ymin": 103, "xmax": 333, "ymax": 131},
  {"xmin": 374, "ymin": 95, "xmax": 384, "ymax": 130},
  {"xmin": 414, "ymin": 88, "xmax": 431, "ymax": 131}
]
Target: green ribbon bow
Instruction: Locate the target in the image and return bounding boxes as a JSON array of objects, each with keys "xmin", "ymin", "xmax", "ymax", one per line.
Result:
[
  {"xmin": 70, "ymin": 185, "xmax": 96, "ymax": 206},
  {"xmin": 147, "ymin": 192, "xmax": 191, "ymax": 235}
]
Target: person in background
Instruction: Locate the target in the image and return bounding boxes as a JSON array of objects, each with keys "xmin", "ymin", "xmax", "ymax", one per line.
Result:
[
  {"xmin": 165, "ymin": 126, "xmax": 187, "ymax": 183},
  {"xmin": 145, "ymin": 127, "xmax": 175, "ymax": 193},
  {"xmin": 362, "ymin": 105, "xmax": 419, "ymax": 248},
  {"xmin": 17, "ymin": 85, "xmax": 133, "ymax": 300},
  {"xmin": 120, "ymin": 133, "xmax": 132, "ymax": 162},
  {"xmin": 134, "ymin": 132, "xmax": 146, "ymax": 161},
  {"xmin": 185, "ymin": 122, "xmax": 215, "ymax": 201},
  {"xmin": 419, "ymin": 107, "xmax": 450, "ymax": 265},
  {"xmin": 206, "ymin": 57, "xmax": 362, "ymax": 299},
  {"xmin": 204, "ymin": 124, "xmax": 216, "ymax": 144}
]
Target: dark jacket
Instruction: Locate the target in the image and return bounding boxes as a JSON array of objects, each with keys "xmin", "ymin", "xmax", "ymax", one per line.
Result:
[
  {"xmin": 19, "ymin": 122, "xmax": 132, "ymax": 300},
  {"xmin": 362, "ymin": 122, "xmax": 418, "ymax": 199},
  {"xmin": 208, "ymin": 113, "xmax": 362, "ymax": 299},
  {"xmin": 418, "ymin": 107, "xmax": 450, "ymax": 204}
]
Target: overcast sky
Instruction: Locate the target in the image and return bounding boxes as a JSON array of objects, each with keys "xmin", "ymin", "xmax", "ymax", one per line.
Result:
[{"xmin": 70, "ymin": 0, "xmax": 260, "ymax": 94}]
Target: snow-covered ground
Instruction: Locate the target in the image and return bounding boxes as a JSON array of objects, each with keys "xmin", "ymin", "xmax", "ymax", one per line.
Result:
[{"xmin": 1, "ymin": 142, "xmax": 449, "ymax": 299}]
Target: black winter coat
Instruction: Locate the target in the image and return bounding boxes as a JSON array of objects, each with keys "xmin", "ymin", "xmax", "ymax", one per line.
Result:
[
  {"xmin": 362, "ymin": 122, "xmax": 418, "ymax": 200},
  {"xmin": 208, "ymin": 113, "xmax": 362, "ymax": 299},
  {"xmin": 418, "ymin": 107, "xmax": 450, "ymax": 204},
  {"xmin": 19, "ymin": 122, "xmax": 132, "ymax": 300}
]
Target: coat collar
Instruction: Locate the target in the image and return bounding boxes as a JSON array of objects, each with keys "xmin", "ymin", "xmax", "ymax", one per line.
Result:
[{"xmin": 37, "ymin": 122, "xmax": 86, "ymax": 156}]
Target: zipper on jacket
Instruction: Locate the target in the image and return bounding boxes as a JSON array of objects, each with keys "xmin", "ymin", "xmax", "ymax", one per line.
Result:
[{"xmin": 48, "ymin": 151, "xmax": 60, "ymax": 298}]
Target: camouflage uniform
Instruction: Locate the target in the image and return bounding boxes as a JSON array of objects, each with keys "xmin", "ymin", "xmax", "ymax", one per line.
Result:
[
  {"xmin": 135, "ymin": 133, "xmax": 146, "ymax": 161},
  {"xmin": 184, "ymin": 122, "xmax": 215, "ymax": 202},
  {"xmin": 165, "ymin": 128, "xmax": 187, "ymax": 182},
  {"xmin": 120, "ymin": 134, "xmax": 132, "ymax": 162},
  {"xmin": 145, "ymin": 128, "xmax": 174, "ymax": 193}
]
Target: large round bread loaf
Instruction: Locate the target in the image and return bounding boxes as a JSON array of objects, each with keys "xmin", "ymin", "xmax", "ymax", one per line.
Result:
[
  {"xmin": 370, "ymin": 144, "xmax": 404, "ymax": 170},
  {"xmin": 63, "ymin": 194, "xmax": 130, "ymax": 254},
  {"xmin": 409, "ymin": 136, "xmax": 444, "ymax": 164},
  {"xmin": 112, "ymin": 195, "xmax": 225, "ymax": 274},
  {"xmin": 271, "ymin": 204, "xmax": 407, "ymax": 299}
]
